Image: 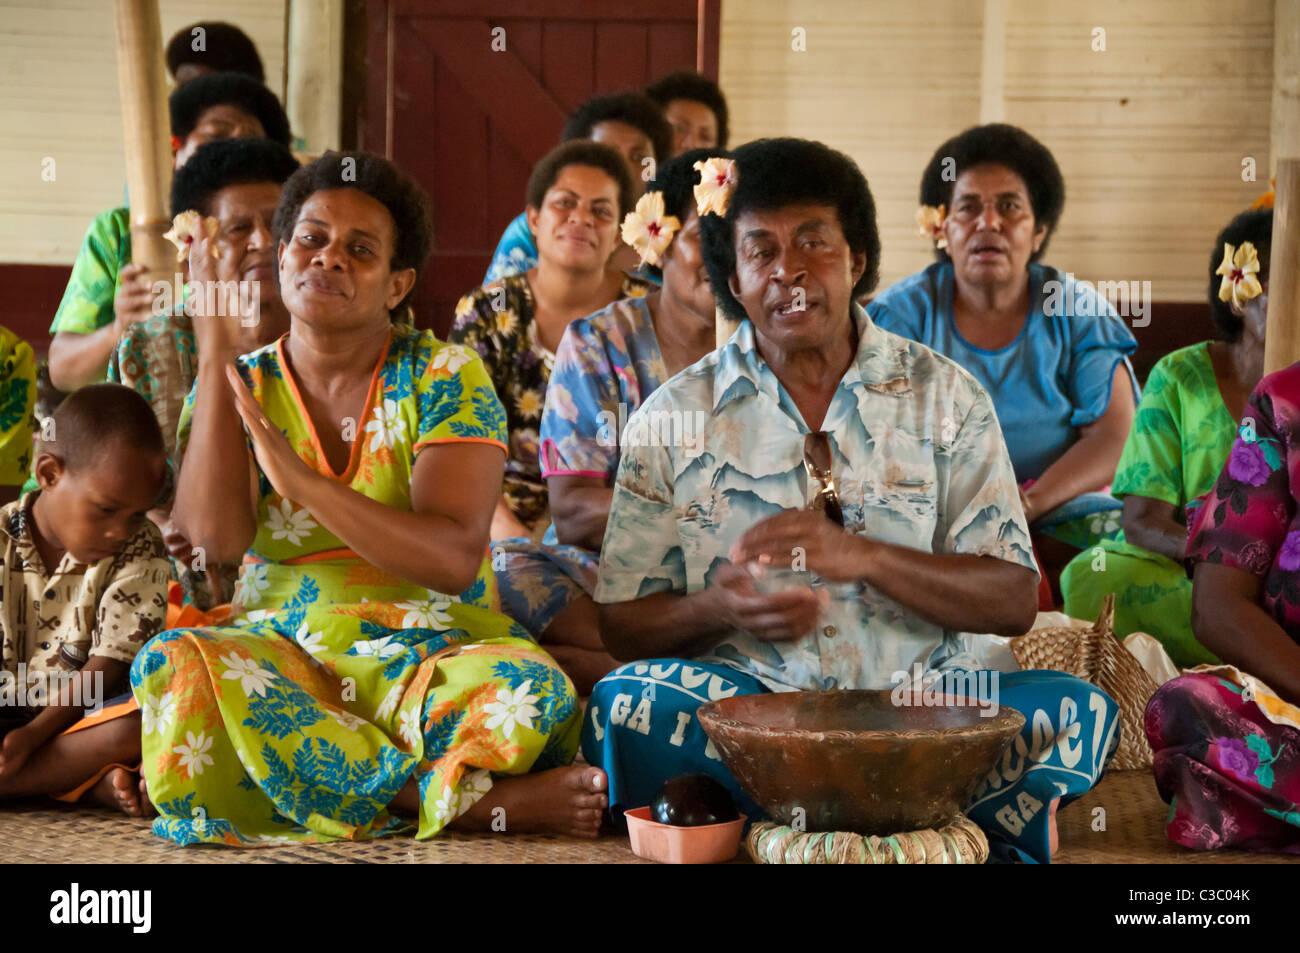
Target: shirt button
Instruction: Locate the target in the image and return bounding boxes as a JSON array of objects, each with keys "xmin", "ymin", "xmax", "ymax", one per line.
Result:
[{"xmin": 822, "ymin": 625, "xmax": 837, "ymax": 639}]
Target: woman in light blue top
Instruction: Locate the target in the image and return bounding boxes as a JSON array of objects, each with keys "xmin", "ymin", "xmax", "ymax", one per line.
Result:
[{"xmin": 869, "ymin": 123, "xmax": 1138, "ymax": 596}]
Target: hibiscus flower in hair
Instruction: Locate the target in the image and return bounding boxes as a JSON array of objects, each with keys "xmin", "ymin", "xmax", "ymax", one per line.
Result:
[
  {"xmin": 916, "ymin": 204, "xmax": 947, "ymax": 249},
  {"xmin": 1216, "ymin": 241, "xmax": 1263, "ymax": 312},
  {"xmin": 621, "ymin": 191, "xmax": 680, "ymax": 267},
  {"xmin": 693, "ymin": 156, "xmax": 738, "ymax": 217}
]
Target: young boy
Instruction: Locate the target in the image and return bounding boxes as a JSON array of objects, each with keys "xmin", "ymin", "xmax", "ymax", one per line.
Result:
[{"xmin": 0, "ymin": 384, "xmax": 170, "ymax": 815}]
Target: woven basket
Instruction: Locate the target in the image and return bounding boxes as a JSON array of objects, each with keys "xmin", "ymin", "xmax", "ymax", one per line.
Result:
[
  {"xmin": 746, "ymin": 814, "xmax": 988, "ymax": 865},
  {"xmin": 1010, "ymin": 594, "xmax": 1158, "ymax": 770}
]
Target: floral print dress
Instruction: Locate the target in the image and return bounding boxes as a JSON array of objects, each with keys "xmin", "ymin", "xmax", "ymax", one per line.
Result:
[
  {"xmin": 1144, "ymin": 361, "xmax": 1300, "ymax": 853},
  {"xmin": 1061, "ymin": 342, "xmax": 1237, "ymax": 666},
  {"xmin": 495, "ymin": 296, "xmax": 669, "ymax": 635},
  {"xmin": 130, "ymin": 325, "xmax": 580, "ymax": 846},
  {"xmin": 449, "ymin": 272, "xmax": 648, "ymax": 532}
]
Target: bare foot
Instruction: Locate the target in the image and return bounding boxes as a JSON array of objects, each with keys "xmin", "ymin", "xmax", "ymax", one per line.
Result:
[
  {"xmin": 90, "ymin": 767, "xmax": 147, "ymax": 817},
  {"xmin": 457, "ymin": 765, "xmax": 608, "ymax": 838},
  {"xmin": 138, "ymin": 772, "xmax": 157, "ymax": 817}
]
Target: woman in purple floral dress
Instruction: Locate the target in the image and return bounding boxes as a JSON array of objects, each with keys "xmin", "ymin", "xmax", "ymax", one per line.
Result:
[{"xmin": 1146, "ymin": 279, "xmax": 1300, "ymax": 851}]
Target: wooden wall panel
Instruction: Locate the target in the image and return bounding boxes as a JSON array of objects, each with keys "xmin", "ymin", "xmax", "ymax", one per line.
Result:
[
  {"xmin": 718, "ymin": 0, "xmax": 984, "ymax": 293},
  {"xmin": 0, "ymin": 0, "xmax": 287, "ymax": 267},
  {"xmin": 719, "ymin": 0, "xmax": 1275, "ymax": 304}
]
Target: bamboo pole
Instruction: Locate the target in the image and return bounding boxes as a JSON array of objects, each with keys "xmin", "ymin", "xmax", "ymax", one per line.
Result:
[
  {"xmin": 113, "ymin": 0, "xmax": 173, "ymax": 283},
  {"xmin": 1264, "ymin": 159, "xmax": 1300, "ymax": 376},
  {"xmin": 1272, "ymin": 0, "xmax": 1300, "ymax": 181},
  {"xmin": 286, "ymin": 0, "xmax": 343, "ymax": 159},
  {"xmin": 979, "ymin": 0, "xmax": 1007, "ymax": 124}
]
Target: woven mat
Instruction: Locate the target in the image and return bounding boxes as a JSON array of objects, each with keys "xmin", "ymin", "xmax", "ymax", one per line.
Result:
[{"xmin": 0, "ymin": 770, "xmax": 1293, "ymax": 863}]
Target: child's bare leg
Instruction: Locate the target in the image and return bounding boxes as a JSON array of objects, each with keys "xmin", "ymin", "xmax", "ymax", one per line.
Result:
[
  {"xmin": 0, "ymin": 712, "xmax": 142, "ymax": 814},
  {"xmin": 388, "ymin": 765, "xmax": 607, "ymax": 838}
]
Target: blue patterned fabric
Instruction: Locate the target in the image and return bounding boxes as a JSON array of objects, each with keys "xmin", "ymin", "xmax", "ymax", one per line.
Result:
[{"xmin": 595, "ymin": 305, "xmax": 1039, "ymax": 692}]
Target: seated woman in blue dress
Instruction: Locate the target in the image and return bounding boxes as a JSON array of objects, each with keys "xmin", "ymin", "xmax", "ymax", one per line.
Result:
[
  {"xmin": 868, "ymin": 124, "xmax": 1139, "ymax": 601},
  {"xmin": 493, "ymin": 149, "xmax": 729, "ymax": 694},
  {"xmin": 582, "ymin": 138, "xmax": 1119, "ymax": 863}
]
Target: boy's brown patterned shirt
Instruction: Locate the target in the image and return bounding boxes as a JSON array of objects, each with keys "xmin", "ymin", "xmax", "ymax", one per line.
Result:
[{"xmin": 0, "ymin": 493, "xmax": 169, "ymax": 684}]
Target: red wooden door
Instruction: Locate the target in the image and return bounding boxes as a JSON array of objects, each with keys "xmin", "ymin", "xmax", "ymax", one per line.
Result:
[{"xmin": 363, "ymin": 0, "xmax": 721, "ymax": 335}]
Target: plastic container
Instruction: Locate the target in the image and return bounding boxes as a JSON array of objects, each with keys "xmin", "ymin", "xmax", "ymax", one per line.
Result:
[{"xmin": 624, "ymin": 806, "xmax": 746, "ymax": 864}]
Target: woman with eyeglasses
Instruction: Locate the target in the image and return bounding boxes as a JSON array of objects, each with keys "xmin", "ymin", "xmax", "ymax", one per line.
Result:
[
  {"xmin": 580, "ymin": 138, "xmax": 1120, "ymax": 863},
  {"xmin": 869, "ymin": 124, "xmax": 1139, "ymax": 603}
]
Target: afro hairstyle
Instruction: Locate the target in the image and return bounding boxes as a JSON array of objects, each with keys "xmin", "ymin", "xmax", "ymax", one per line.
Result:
[
  {"xmin": 165, "ymin": 21, "xmax": 265, "ymax": 82},
  {"xmin": 524, "ymin": 140, "xmax": 636, "ymax": 221},
  {"xmin": 561, "ymin": 91, "xmax": 673, "ymax": 165},
  {"xmin": 644, "ymin": 70, "xmax": 730, "ymax": 148},
  {"xmin": 169, "ymin": 71, "xmax": 291, "ymax": 147},
  {"xmin": 170, "ymin": 137, "xmax": 299, "ymax": 217},
  {"xmin": 919, "ymin": 123, "xmax": 1065, "ymax": 262},
  {"xmin": 699, "ymin": 137, "xmax": 881, "ymax": 324},
  {"xmin": 272, "ymin": 151, "xmax": 434, "ymax": 316}
]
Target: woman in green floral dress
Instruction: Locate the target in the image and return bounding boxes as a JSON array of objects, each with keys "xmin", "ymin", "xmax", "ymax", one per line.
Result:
[
  {"xmin": 131, "ymin": 152, "xmax": 606, "ymax": 846},
  {"xmin": 1061, "ymin": 209, "xmax": 1272, "ymax": 666}
]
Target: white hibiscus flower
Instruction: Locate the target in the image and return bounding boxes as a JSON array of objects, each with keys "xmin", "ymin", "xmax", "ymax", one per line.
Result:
[
  {"xmin": 175, "ymin": 730, "xmax": 215, "ymax": 778},
  {"xmin": 219, "ymin": 652, "xmax": 278, "ymax": 696},
  {"xmin": 395, "ymin": 596, "xmax": 454, "ymax": 630},
  {"xmin": 294, "ymin": 622, "xmax": 327, "ymax": 657},
  {"xmin": 237, "ymin": 747, "xmax": 259, "ymax": 779},
  {"xmin": 398, "ymin": 708, "xmax": 421, "ymax": 748},
  {"xmin": 433, "ymin": 785, "xmax": 460, "ymax": 824},
  {"xmin": 483, "ymin": 680, "xmax": 541, "ymax": 740},
  {"xmin": 457, "ymin": 769, "xmax": 493, "ymax": 816},
  {"xmin": 363, "ymin": 398, "xmax": 407, "ymax": 452},
  {"xmin": 237, "ymin": 564, "xmax": 270, "ymax": 606},
  {"xmin": 431, "ymin": 345, "xmax": 474, "ymax": 375},
  {"xmin": 264, "ymin": 499, "xmax": 317, "ymax": 547},
  {"xmin": 374, "ymin": 684, "xmax": 403, "ymax": 722},
  {"xmin": 140, "ymin": 691, "xmax": 176, "ymax": 736},
  {"xmin": 353, "ymin": 635, "xmax": 402, "ymax": 659},
  {"xmin": 239, "ymin": 608, "xmax": 275, "ymax": 624}
]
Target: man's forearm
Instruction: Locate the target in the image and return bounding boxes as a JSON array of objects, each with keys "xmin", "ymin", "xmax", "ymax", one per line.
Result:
[
  {"xmin": 850, "ymin": 537, "xmax": 1038, "ymax": 636},
  {"xmin": 598, "ymin": 589, "xmax": 731, "ymax": 661},
  {"xmin": 48, "ymin": 325, "xmax": 120, "ymax": 392}
]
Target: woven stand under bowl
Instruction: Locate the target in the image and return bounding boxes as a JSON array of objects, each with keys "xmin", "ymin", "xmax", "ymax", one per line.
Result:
[
  {"xmin": 1010, "ymin": 594, "xmax": 1159, "ymax": 770},
  {"xmin": 746, "ymin": 814, "xmax": 988, "ymax": 865}
]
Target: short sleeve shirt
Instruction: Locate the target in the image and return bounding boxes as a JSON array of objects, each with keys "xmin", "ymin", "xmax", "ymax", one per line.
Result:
[
  {"xmin": 869, "ymin": 261, "xmax": 1139, "ymax": 482},
  {"xmin": 1111, "ymin": 342, "xmax": 1236, "ymax": 510},
  {"xmin": 448, "ymin": 272, "xmax": 649, "ymax": 529},
  {"xmin": 49, "ymin": 206, "xmax": 132, "ymax": 337},
  {"xmin": 539, "ymin": 295, "xmax": 667, "ymax": 481},
  {"xmin": 0, "ymin": 493, "xmax": 169, "ymax": 684},
  {"xmin": 595, "ymin": 305, "xmax": 1038, "ymax": 691}
]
